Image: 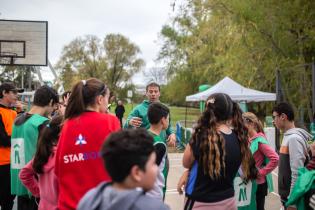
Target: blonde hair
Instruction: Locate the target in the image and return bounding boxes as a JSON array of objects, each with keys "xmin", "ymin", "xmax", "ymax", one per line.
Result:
[{"xmin": 242, "ymin": 112, "xmax": 264, "ymax": 133}]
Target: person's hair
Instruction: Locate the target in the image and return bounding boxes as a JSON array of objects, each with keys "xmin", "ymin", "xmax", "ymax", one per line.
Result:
[
  {"xmin": 231, "ymin": 101, "xmax": 252, "ymax": 181},
  {"xmin": 65, "ymin": 78, "xmax": 107, "ymax": 119},
  {"xmin": 32, "ymin": 115, "xmax": 63, "ymax": 174},
  {"xmin": 190, "ymin": 93, "xmax": 252, "ymax": 180},
  {"xmin": 101, "ymin": 129, "xmax": 155, "ymax": 183},
  {"xmin": 146, "ymin": 82, "xmax": 160, "ymax": 92},
  {"xmin": 272, "ymin": 102, "xmax": 294, "ymax": 121},
  {"xmin": 248, "ymin": 153, "xmax": 258, "ymax": 180},
  {"xmin": 242, "ymin": 112, "xmax": 264, "ymax": 133},
  {"xmin": 33, "ymin": 85, "xmax": 59, "ymax": 107},
  {"xmin": 0, "ymin": 82, "xmax": 23, "ymax": 98},
  {"xmin": 0, "ymin": 82, "xmax": 14, "ymax": 98},
  {"xmin": 148, "ymin": 102, "xmax": 170, "ymax": 125}
]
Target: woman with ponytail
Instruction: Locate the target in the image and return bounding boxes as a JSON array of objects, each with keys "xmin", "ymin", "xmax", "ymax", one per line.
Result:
[
  {"xmin": 55, "ymin": 78, "xmax": 120, "ymax": 210},
  {"xmin": 181, "ymin": 93, "xmax": 253, "ymax": 210},
  {"xmin": 242, "ymin": 112, "xmax": 279, "ymax": 210},
  {"xmin": 19, "ymin": 115, "xmax": 63, "ymax": 210}
]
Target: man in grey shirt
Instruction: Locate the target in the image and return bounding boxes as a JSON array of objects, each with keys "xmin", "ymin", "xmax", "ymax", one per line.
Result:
[{"xmin": 273, "ymin": 102, "xmax": 312, "ymax": 210}]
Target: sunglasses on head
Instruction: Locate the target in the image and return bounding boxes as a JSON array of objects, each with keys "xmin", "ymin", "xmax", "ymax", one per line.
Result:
[{"xmin": 243, "ymin": 117, "xmax": 253, "ymax": 123}]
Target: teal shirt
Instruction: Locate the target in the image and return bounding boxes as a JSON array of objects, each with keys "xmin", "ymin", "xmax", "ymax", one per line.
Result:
[
  {"xmin": 10, "ymin": 114, "xmax": 48, "ymax": 196},
  {"xmin": 124, "ymin": 100, "xmax": 174, "ymax": 141}
]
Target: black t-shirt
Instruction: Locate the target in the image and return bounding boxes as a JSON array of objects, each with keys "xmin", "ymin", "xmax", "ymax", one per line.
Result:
[{"xmin": 187, "ymin": 131, "xmax": 241, "ymax": 203}]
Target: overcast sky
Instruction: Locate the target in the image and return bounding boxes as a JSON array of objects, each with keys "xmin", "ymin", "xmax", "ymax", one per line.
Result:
[{"xmin": 0, "ymin": 0, "xmax": 180, "ymax": 84}]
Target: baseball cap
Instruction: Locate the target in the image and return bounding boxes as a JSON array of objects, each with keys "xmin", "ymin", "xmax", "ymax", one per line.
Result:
[{"xmin": 0, "ymin": 82, "xmax": 24, "ymax": 94}]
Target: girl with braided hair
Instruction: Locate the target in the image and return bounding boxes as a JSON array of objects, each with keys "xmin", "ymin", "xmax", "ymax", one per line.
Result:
[
  {"xmin": 181, "ymin": 93, "xmax": 254, "ymax": 210},
  {"xmin": 19, "ymin": 115, "xmax": 63, "ymax": 210}
]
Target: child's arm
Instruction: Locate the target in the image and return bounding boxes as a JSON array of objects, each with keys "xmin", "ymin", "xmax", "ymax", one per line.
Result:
[
  {"xmin": 258, "ymin": 143, "xmax": 279, "ymax": 177},
  {"xmin": 177, "ymin": 170, "xmax": 189, "ymax": 194},
  {"xmin": 19, "ymin": 159, "xmax": 40, "ymax": 197},
  {"xmin": 183, "ymin": 144, "xmax": 195, "ymax": 169}
]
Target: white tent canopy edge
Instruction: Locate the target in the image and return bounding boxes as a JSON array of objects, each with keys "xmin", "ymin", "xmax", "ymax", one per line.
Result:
[{"xmin": 185, "ymin": 76, "xmax": 276, "ymax": 102}]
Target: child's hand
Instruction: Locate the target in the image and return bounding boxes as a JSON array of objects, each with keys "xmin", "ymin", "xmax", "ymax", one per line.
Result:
[
  {"xmin": 167, "ymin": 134, "xmax": 176, "ymax": 147},
  {"xmin": 14, "ymin": 101, "xmax": 24, "ymax": 112},
  {"xmin": 63, "ymin": 92, "xmax": 71, "ymax": 106},
  {"xmin": 129, "ymin": 117, "xmax": 142, "ymax": 127},
  {"xmin": 177, "ymin": 170, "xmax": 189, "ymax": 194}
]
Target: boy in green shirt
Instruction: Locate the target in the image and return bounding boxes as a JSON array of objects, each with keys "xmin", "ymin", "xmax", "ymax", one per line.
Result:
[
  {"xmin": 10, "ymin": 85, "xmax": 59, "ymax": 210},
  {"xmin": 146, "ymin": 102, "xmax": 170, "ymax": 200}
]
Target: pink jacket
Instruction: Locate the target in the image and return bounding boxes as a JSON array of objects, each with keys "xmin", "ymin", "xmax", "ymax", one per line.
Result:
[
  {"xmin": 249, "ymin": 133, "xmax": 279, "ymax": 184},
  {"xmin": 19, "ymin": 147, "xmax": 59, "ymax": 210}
]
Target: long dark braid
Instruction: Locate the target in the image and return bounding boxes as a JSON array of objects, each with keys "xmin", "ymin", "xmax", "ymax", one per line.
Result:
[
  {"xmin": 232, "ymin": 102, "xmax": 256, "ymax": 180},
  {"xmin": 190, "ymin": 93, "xmax": 233, "ymax": 179}
]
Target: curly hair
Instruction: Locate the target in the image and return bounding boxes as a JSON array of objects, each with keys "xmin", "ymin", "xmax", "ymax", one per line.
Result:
[
  {"xmin": 190, "ymin": 93, "xmax": 252, "ymax": 180},
  {"xmin": 232, "ymin": 102, "xmax": 254, "ymax": 180}
]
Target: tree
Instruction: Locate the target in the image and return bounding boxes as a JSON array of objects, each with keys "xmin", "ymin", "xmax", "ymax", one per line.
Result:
[
  {"xmin": 103, "ymin": 34, "xmax": 145, "ymax": 92},
  {"xmin": 143, "ymin": 67, "xmax": 167, "ymax": 84},
  {"xmin": 60, "ymin": 63, "xmax": 78, "ymax": 91},
  {"xmin": 158, "ymin": 0, "xmax": 315, "ymax": 123},
  {"xmin": 0, "ymin": 66, "xmax": 37, "ymax": 89},
  {"xmin": 56, "ymin": 34, "xmax": 145, "ymax": 94},
  {"xmin": 56, "ymin": 35, "xmax": 106, "ymax": 82}
]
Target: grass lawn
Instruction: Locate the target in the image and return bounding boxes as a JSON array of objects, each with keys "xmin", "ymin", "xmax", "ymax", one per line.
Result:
[{"xmin": 110, "ymin": 103, "xmax": 201, "ymax": 128}]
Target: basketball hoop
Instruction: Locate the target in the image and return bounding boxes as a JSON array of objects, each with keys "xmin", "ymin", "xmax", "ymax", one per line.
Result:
[
  {"xmin": 0, "ymin": 52, "xmax": 17, "ymax": 65},
  {"xmin": 0, "ymin": 20, "xmax": 48, "ymax": 66}
]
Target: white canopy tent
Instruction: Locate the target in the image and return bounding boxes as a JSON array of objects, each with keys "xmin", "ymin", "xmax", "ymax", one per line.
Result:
[{"xmin": 186, "ymin": 76, "xmax": 276, "ymax": 102}]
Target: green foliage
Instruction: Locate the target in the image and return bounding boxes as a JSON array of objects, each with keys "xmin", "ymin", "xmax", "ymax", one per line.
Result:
[
  {"xmin": 60, "ymin": 63, "xmax": 78, "ymax": 91},
  {"xmin": 56, "ymin": 33, "xmax": 145, "ymax": 93},
  {"xmin": 0, "ymin": 66, "xmax": 38, "ymax": 89},
  {"xmin": 103, "ymin": 34, "xmax": 145, "ymax": 93},
  {"xmin": 158, "ymin": 0, "xmax": 315, "ymax": 123}
]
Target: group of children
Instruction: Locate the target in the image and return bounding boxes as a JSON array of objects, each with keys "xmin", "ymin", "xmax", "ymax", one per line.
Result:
[
  {"xmin": 177, "ymin": 96, "xmax": 315, "ymax": 210},
  {"xmin": 0, "ymin": 79, "xmax": 173, "ymax": 210},
  {"xmin": 1, "ymin": 78, "xmax": 314, "ymax": 210},
  {"xmin": 174, "ymin": 93, "xmax": 278, "ymax": 210}
]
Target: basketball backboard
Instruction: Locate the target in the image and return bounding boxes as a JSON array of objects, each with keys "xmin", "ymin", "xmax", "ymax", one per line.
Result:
[{"xmin": 0, "ymin": 19, "xmax": 48, "ymax": 66}]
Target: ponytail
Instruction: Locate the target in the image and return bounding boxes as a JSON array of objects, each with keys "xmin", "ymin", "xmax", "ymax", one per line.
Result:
[
  {"xmin": 192, "ymin": 101, "xmax": 226, "ymax": 179},
  {"xmin": 65, "ymin": 78, "xmax": 107, "ymax": 119},
  {"xmin": 33, "ymin": 115, "xmax": 63, "ymax": 174},
  {"xmin": 191, "ymin": 93, "xmax": 255, "ymax": 180},
  {"xmin": 255, "ymin": 119, "xmax": 265, "ymax": 134},
  {"xmin": 64, "ymin": 81, "xmax": 86, "ymax": 119},
  {"xmin": 232, "ymin": 102, "xmax": 252, "ymax": 181}
]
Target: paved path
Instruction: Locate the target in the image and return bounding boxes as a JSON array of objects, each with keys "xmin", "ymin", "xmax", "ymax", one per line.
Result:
[
  {"xmin": 165, "ymin": 153, "xmax": 282, "ymax": 210},
  {"xmin": 10, "ymin": 153, "xmax": 281, "ymax": 210}
]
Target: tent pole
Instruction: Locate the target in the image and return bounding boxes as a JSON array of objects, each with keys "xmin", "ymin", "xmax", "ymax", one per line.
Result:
[
  {"xmin": 275, "ymin": 69, "xmax": 281, "ymax": 153},
  {"xmin": 312, "ymin": 62, "xmax": 315, "ymax": 114},
  {"xmin": 185, "ymin": 102, "xmax": 188, "ymax": 128}
]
